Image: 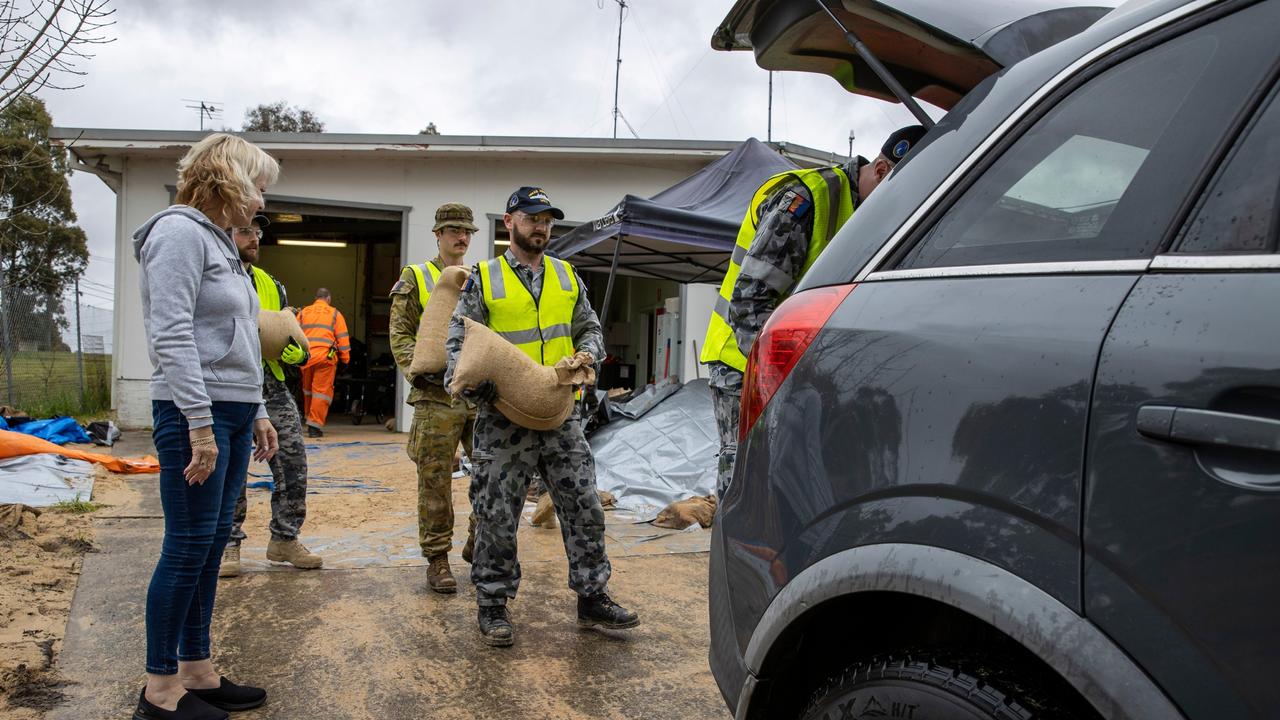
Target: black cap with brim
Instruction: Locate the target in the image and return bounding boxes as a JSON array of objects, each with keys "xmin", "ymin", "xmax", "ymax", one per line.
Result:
[
  {"xmin": 252, "ymin": 214, "xmax": 270, "ymax": 228},
  {"xmin": 880, "ymin": 125, "xmax": 928, "ymax": 164},
  {"xmin": 506, "ymin": 186, "xmax": 565, "ymax": 220}
]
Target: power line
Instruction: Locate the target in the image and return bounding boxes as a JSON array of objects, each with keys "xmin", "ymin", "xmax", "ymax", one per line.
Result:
[
  {"xmin": 637, "ymin": 46, "xmax": 711, "ymax": 132},
  {"xmin": 627, "ymin": 3, "xmax": 693, "ymax": 137}
]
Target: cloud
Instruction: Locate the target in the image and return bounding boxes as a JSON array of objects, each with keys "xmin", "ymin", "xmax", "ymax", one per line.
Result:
[{"xmin": 44, "ymin": 0, "xmax": 936, "ymax": 295}]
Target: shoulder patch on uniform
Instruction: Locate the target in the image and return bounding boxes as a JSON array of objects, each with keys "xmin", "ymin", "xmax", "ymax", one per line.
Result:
[
  {"xmin": 780, "ymin": 189, "xmax": 811, "ymax": 219},
  {"xmin": 389, "ymin": 279, "xmax": 411, "ymax": 295}
]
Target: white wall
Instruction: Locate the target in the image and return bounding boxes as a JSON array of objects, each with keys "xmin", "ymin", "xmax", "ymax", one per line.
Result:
[{"xmin": 112, "ymin": 152, "xmax": 707, "ymax": 429}]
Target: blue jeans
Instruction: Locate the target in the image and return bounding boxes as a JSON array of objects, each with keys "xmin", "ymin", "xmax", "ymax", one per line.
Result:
[{"xmin": 146, "ymin": 400, "xmax": 257, "ymax": 675}]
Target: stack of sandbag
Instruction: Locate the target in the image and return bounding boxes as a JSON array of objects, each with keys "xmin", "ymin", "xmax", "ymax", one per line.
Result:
[
  {"xmin": 653, "ymin": 495, "xmax": 717, "ymax": 530},
  {"xmin": 531, "ymin": 493, "xmax": 557, "ymax": 528},
  {"xmin": 449, "ymin": 318, "xmax": 596, "ymax": 431},
  {"xmin": 257, "ymin": 309, "xmax": 309, "ymax": 360},
  {"xmin": 409, "ymin": 265, "xmax": 470, "ymax": 375}
]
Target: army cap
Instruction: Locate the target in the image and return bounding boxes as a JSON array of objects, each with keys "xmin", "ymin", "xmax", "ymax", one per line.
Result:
[
  {"xmin": 880, "ymin": 125, "xmax": 927, "ymax": 164},
  {"xmin": 433, "ymin": 202, "xmax": 478, "ymax": 232}
]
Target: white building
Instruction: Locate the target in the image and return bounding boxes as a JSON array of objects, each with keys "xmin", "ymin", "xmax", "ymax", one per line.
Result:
[{"xmin": 52, "ymin": 130, "xmax": 836, "ymax": 429}]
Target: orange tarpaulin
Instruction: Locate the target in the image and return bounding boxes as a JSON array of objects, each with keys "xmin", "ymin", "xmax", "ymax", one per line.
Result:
[{"xmin": 0, "ymin": 429, "xmax": 159, "ymax": 474}]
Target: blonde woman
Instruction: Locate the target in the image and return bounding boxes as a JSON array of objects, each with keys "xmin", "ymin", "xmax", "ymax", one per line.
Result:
[{"xmin": 131, "ymin": 133, "xmax": 280, "ymax": 720}]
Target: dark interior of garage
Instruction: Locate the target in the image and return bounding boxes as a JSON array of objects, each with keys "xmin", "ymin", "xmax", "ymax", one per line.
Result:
[{"xmin": 256, "ymin": 200, "xmax": 403, "ymax": 426}]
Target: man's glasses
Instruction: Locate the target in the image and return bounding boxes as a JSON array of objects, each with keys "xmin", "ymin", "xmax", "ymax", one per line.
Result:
[
  {"xmin": 514, "ymin": 212, "xmax": 554, "ymax": 228},
  {"xmin": 233, "ymin": 227, "xmax": 264, "ymax": 239}
]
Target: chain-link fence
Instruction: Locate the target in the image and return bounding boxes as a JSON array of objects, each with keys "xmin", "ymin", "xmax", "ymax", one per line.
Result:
[{"xmin": 0, "ymin": 278, "xmax": 112, "ymax": 418}]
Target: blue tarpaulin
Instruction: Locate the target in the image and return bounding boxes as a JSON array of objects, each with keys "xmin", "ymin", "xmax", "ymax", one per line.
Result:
[{"xmin": 10, "ymin": 416, "xmax": 91, "ymax": 445}]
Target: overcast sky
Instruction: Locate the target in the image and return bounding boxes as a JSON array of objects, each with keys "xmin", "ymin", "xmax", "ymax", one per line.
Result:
[{"xmin": 44, "ymin": 0, "xmax": 934, "ymax": 308}]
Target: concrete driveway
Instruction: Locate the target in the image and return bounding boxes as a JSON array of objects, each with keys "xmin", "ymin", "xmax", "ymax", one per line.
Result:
[{"xmin": 52, "ymin": 423, "xmax": 726, "ymax": 719}]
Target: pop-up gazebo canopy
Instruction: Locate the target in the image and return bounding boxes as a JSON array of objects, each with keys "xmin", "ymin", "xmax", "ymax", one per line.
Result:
[{"xmin": 549, "ymin": 137, "xmax": 800, "ymax": 287}]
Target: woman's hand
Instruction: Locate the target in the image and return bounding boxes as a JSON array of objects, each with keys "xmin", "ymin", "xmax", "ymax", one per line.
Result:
[
  {"xmin": 185, "ymin": 426, "xmax": 218, "ymax": 486},
  {"xmin": 253, "ymin": 418, "xmax": 278, "ymax": 463}
]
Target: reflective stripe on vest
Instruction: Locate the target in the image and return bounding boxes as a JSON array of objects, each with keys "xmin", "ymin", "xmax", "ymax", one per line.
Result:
[
  {"xmin": 303, "ymin": 308, "xmax": 339, "ymax": 350},
  {"xmin": 407, "ymin": 261, "xmax": 443, "ymax": 311},
  {"xmin": 251, "ymin": 265, "xmax": 285, "ymax": 382},
  {"xmin": 479, "ymin": 255, "xmax": 578, "ymax": 367},
  {"xmin": 699, "ymin": 165, "xmax": 855, "ymax": 372}
]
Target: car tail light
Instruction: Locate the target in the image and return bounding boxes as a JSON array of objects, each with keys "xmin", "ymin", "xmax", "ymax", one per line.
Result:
[{"xmin": 740, "ymin": 284, "xmax": 855, "ymax": 442}]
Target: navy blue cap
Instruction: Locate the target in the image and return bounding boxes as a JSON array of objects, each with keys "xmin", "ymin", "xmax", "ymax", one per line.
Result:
[
  {"xmin": 506, "ymin": 186, "xmax": 565, "ymax": 220},
  {"xmin": 880, "ymin": 125, "xmax": 927, "ymax": 164}
]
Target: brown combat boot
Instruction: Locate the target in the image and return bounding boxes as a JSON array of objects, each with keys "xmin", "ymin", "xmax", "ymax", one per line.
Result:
[
  {"xmin": 427, "ymin": 553, "xmax": 457, "ymax": 594},
  {"xmin": 218, "ymin": 543, "xmax": 241, "ymax": 578},
  {"xmin": 266, "ymin": 538, "xmax": 323, "ymax": 569}
]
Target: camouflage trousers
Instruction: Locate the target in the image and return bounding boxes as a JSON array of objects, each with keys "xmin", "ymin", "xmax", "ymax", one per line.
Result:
[
  {"xmin": 711, "ymin": 385, "xmax": 741, "ymax": 498},
  {"xmin": 469, "ymin": 404, "xmax": 611, "ymax": 606},
  {"xmin": 231, "ymin": 374, "xmax": 309, "ymax": 543},
  {"xmin": 408, "ymin": 396, "xmax": 475, "ymax": 557}
]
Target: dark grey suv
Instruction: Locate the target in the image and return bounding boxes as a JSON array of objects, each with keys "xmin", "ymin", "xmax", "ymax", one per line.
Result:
[{"xmin": 709, "ymin": 0, "xmax": 1280, "ymax": 718}]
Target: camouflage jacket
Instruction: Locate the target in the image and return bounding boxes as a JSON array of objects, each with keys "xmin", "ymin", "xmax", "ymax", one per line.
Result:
[
  {"xmin": 389, "ymin": 257, "xmax": 455, "ymax": 406},
  {"xmin": 444, "ymin": 249, "xmax": 604, "ymax": 403},
  {"xmin": 728, "ymin": 172, "xmax": 862, "ymax": 357}
]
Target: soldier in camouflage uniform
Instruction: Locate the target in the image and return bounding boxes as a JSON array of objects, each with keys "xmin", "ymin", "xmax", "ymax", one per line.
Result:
[
  {"xmin": 445, "ymin": 186, "xmax": 639, "ymax": 647},
  {"xmin": 390, "ymin": 203, "xmax": 479, "ymax": 593},
  {"xmin": 708, "ymin": 126, "xmax": 927, "ymax": 498},
  {"xmin": 222, "ymin": 215, "xmax": 323, "ymax": 576}
]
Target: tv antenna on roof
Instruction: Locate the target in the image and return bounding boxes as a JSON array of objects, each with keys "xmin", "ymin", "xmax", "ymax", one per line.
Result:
[{"xmin": 181, "ymin": 99, "xmax": 222, "ymax": 130}]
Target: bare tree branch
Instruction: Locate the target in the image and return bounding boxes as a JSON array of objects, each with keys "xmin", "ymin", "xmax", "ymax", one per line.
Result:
[{"xmin": 0, "ymin": 0, "xmax": 113, "ymax": 110}]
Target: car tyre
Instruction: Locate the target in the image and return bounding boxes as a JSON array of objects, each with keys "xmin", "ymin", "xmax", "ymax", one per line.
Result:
[{"xmin": 801, "ymin": 656, "xmax": 1049, "ymax": 720}]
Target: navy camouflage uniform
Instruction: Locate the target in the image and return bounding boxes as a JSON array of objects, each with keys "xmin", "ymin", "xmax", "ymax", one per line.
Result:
[
  {"xmin": 444, "ymin": 249, "xmax": 610, "ymax": 607},
  {"xmin": 389, "ymin": 259, "xmax": 477, "ymax": 558},
  {"xmin": 710, "ymin": 175, "xmax": 859, "ymax": 496},
  {"xmin": 232, "ymin": 271, "xmax": 309, "ymax": 544}
]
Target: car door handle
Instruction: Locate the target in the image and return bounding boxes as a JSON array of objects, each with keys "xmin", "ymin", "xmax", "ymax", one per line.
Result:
[{"xmin": 1137, "ymin": 405, "xmax": 1280, "ymax": 453}]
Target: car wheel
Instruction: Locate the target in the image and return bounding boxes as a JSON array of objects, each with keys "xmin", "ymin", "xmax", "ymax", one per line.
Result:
[
  {"xmin": 351, "ymin": 413, "xmax": 363, "ymax": 425},
  {"xmin": 801, "ymin": 656, "xmax": 1044, "ymax": 720}
]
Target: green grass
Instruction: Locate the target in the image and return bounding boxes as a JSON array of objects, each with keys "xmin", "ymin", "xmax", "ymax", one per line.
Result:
[
  {"xmin": 49, "ymin": 493, "xmax": 105, "ymax": 514},
  {"xmin": 0, "ymin": 350, "xmax": 110, "ymax": 417}
]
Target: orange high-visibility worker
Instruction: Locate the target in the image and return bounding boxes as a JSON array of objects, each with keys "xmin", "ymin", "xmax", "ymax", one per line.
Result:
[{"xmin": 297, "ymin": 288, "xmax": 350, "ymax": 437}]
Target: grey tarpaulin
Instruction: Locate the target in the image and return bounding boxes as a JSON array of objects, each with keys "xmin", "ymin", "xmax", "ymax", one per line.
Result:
[
  {"xmin": 592, "ymin": 379, "xmax": 717, "ymax": 521},
  {"xmin": 610, "ymin": 378, "xmax": 682, "ymax": 420},
  {"xmin": 0, "ymin": 454, "xmax": 95, "ymax": 506}
]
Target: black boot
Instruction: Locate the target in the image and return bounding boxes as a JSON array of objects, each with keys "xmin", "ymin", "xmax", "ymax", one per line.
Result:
[
  {"xmin": 477, "ymin": 605, "xmax": 514, "ymax": 647},
  {"xmin": 132, "ymin": 688, "xmax": 228, "ymax": 720},
  {"xmin": 186, "ymin": 676, "xmax": 267, "ymax": 711},
  {"xmin": 306, "ymin": 426, "xmax": 323, "ymax": 438},
  {"xmin": 577, "ymin": 592, "xmax": 640, "ymax": 630}
]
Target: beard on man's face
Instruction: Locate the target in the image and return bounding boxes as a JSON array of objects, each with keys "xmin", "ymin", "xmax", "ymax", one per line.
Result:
[{"xmin": 510, "ymin": 224, "xmax": 548, "ymax": 254}]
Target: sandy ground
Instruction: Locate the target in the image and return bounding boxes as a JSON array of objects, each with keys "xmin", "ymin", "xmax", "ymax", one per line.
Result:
[
  {"xmin": 0, "ymin": 468, "xmax": 116, "ymax": 718},
  {"xmin": 4, "ymin": 419, "xmax": 724, "ymax": 719}
]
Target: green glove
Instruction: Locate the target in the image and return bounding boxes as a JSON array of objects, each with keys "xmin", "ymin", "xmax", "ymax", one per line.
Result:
[{"xmin": 281, "ymin": 341, "xmax": 306, "ymax": 366}]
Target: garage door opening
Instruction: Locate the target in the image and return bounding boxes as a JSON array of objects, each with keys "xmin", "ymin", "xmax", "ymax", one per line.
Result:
[{"xmin": 255, "ymin": 198, "xmax": 406, "ymax": 429}]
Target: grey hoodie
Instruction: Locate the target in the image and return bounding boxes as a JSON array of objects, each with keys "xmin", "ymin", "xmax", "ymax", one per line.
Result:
[{"xmin": 132, "ymin": 206, "xmax": 267, "ymax": 428}]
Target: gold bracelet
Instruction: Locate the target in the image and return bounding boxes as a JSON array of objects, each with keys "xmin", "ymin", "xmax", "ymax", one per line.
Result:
[{"xmin": 189, "ymin": 435, "xmax": 217, "ymax": 447}]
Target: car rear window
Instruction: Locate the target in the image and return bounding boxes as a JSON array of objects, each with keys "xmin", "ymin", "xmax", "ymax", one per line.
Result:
[{"xmin": 896, "ymin": 2, "xmax": 1280, "ymax": 270}]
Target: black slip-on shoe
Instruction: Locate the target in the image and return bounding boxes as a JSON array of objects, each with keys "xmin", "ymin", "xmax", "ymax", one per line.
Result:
[
  {"xmin": 577, "ymin": 592, "xmax": 640, "ymax": 630},
  {"xmin": 133, "ymin": 688, "xmax": 228, "ymax": 720},
  {"xmin": 186, "ymin": 677, "xmax": 266, "ymax": 712}
]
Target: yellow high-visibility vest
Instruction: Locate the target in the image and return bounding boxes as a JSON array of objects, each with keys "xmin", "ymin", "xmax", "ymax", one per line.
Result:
[
  {"xmin": 700, "ymin": 166, "xmax": 855, "ymax": 372},
  {"xmin": 407, "ymin": 260, "xmax": 444, "ymax": 314},
  {"xmin": 251, "ymin": 264, "xmax": 286, "ymax": 382},
  {"xmin": 479, "ymin": 255, "xmax": 579, "ymax": 367}
]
